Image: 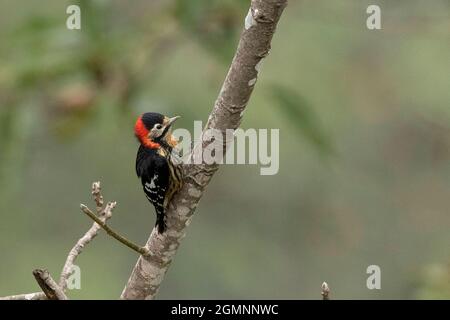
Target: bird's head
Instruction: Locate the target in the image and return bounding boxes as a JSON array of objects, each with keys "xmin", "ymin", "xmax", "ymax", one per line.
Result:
[{"xmin": 134, "ymin": 112, "xmax": 180, "ymax": 149}]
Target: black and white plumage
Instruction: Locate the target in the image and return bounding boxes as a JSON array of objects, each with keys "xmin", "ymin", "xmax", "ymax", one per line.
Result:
[{"xmin": 135, "ymin": 112, "xmax": 182, "ymax": 233}]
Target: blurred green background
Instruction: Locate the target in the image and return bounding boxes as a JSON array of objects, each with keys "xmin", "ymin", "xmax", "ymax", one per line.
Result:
[{"xmin": 0, "ymin": 0, "xmax": 449, "ymax": 299}]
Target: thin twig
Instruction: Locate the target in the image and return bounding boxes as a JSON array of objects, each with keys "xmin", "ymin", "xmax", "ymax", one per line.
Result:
[
  {"xmin": 80, "ymin": 204, "xmax": 149, "ymax": 256},
  {"xmin": 32, "ymin": 269, "xmax": 68, "ymax": 300},
  {"xmin": 321, "ymin": 282, "xmax": 330, "ymax": 300},
  {"xmin": 1, "ymin": 181, "xmax": 128, "ymax": 299},
  {"xmin": 59, "ymin": 182, "xmax": 115, "ymax": 290},
  {"xmin": 92, "ymin": 181, "xmax": 104, "ymax": 213}
]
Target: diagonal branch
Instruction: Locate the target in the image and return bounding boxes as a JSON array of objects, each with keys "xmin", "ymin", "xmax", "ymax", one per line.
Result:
[
  {"xmin": 80, "ymin": 204, "xmax": 149, "ymax": 256},
  {"xmin": 32, "ymin": 269, "xmax": 68, "ymax": 300},
  {"xmin": 121, "ymin": 0, "xmax": 288, "ymax": 300}
]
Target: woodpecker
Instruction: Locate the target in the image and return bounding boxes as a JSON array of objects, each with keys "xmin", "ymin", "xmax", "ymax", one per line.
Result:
[{"xmin": 134, "ymin": 112, "xmax": 183, "ymax": 233}]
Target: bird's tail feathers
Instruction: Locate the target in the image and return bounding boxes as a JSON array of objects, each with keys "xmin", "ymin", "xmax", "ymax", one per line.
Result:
[{"xmin": 155, "ymin": 210, "xmax": 166, "ymax": 233}]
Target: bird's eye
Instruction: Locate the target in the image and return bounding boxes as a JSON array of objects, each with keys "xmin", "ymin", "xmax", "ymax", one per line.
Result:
[{"xmin": 155, "ymin": 124, "xmax": 163, "ymax": 130}]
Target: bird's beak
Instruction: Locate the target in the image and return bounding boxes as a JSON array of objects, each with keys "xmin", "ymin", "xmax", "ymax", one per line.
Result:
[{"xmin": 166, "ymin": 116, "xmax": 180, "ymax": 128}]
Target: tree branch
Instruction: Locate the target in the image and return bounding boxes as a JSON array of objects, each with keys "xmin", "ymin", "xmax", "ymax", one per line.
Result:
[
  {"xmin": 0, "ymin": 292, "xmax": 46, "ymax": 300},
  {"xmin": 0, "ymin": 182, "xmax": 121, "ymax": 300},
  {"xmin": 120, "ymin": 0, "xmax": 288, "ymax": 300},
  {"xmin": 59, "ymin": 182, "xmax": 116, "ymax": 291},
  {"xmin": 80, "ymin": 204, "xmax": 149, "ymax": 256},
  {"xmin": 32, "ymin": 269, "xmax": 68, "ymax": 300}
]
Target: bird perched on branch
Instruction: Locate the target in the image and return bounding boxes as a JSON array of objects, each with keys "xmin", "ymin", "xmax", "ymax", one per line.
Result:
[{"xmin": 134, "ymin": 112, "xmax": 183, "ymax": 233}]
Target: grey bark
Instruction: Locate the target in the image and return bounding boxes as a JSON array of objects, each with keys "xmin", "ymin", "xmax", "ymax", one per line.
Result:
[
  {"xmin": 32, "ymin": 269, "xmax": 68, "ymax": 300},
  {"xmin": 0, "ymin": 292, "xmax": 46, "ymax": 300},
  {"xmin": 121, "ymin": 0, "xmax": 288, "ymax": 300}
]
